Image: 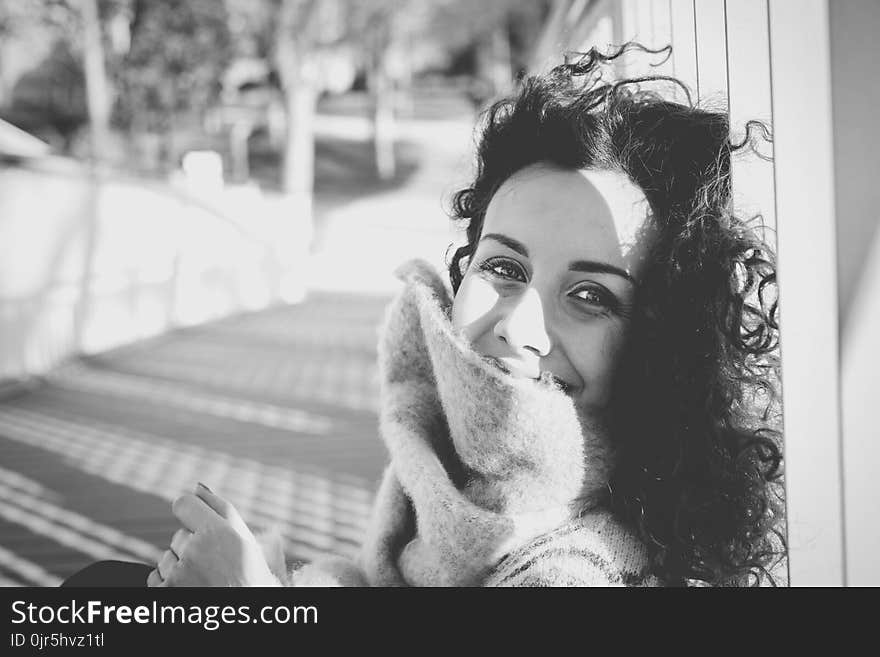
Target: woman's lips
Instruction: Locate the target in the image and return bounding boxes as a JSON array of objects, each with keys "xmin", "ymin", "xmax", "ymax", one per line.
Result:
[
  {"xmin": 539, "ymin": 372, "xmax": 574, "ymax": 394},
  {"xmin": 481, "ymin": 356, "xmax": 574, "ymax": 394},
  {"xmin": 481, "ymin": 355, "xmax": 530, "ymax": 378}
]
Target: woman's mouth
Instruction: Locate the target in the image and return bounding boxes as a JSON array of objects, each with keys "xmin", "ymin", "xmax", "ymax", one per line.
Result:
[
  {"xmin": 481, "ymin": 355, "xmax": 511, "ymax": 375},
  {"xmin": 481, "ymin": 356, "xmax": 574, "ymax": 394},
  {"xmin": 538, "ymin": 371, "xmax": 574, "ymax": 394}
]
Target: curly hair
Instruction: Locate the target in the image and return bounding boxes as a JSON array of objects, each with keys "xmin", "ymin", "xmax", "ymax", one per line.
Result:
[{"xmin": 446, "ymin": 43, "xmax": 786, "ymax": 587}]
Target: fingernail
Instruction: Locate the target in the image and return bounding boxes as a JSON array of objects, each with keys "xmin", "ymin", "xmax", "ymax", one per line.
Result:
[{"xmin": 197, "ymin": 482, "xmax": 212, "ymax": 493}]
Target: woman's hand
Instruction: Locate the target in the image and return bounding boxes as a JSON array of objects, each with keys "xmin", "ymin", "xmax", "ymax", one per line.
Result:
[{"xmin": 147, "ymin": 484, "xmax": 282, "ymax": 587}]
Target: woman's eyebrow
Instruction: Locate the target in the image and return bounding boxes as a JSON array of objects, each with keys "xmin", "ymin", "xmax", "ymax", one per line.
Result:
[
  {"xmin": 568, "ymin": 260, "xmax": 635, "ymax": 285},
  {"xmin": 480, "ymin": 233, "xmax": 528, "ymax": 257}
]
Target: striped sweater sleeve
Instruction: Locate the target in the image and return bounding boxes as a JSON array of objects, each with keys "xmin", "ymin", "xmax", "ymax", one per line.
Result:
[{"xmin": 483, "ymin": 511, "xmax": 662, "ymax": 587}]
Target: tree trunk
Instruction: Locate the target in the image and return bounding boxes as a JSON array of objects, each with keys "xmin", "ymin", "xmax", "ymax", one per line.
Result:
[
  {"xmin": 274, "ymin": 1, "xmax": 318, "ymax": 205},
  {"xmin": 229, "ymin": 121, "xmax": 252, "ymax": 184},
  {"xmin": 371, "ymin": 63, "xmax": 396, "ymax": 181},
  {"xmin": 488, "ymin": 23, "xmax": 512, "ymax": 97},
  {"xmin": 80, "ymin": 0, "xmax": 111, "ymax": 162},
  {"xmin": 477, "ymin": 24, "xmax": 512, "ymax": 99},
  {"xmin": 281, "ymin": 77, "xmax": 317, "ymax": 198}
]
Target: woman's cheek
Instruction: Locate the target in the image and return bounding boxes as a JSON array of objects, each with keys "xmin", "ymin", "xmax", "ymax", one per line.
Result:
[
  {"xmin": 451, "ymin": 275, "xmax": 501, "ymax": 337},
  {"xmin": 576, "ymin": 325, "xmax": 627, "ymax": 408}
]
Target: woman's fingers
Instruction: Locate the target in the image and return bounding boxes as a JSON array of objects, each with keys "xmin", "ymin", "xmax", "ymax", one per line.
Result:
[
  {"xmin": 146, "ymin": 568, "xmax": 164, "ymax": 587},
  {"xmin": 194, "ymin": 483, "xmax": 248, "ymax": 534},
  {"xmin": 193, "ymin": 482, "xmax": 227, "ymax": 515},
  {"xmin": 156, "ymin": 549, "xmax": 178, "ymax": 581},
  {"xmin": 170, "ymin": 528, "xmax": 192, "ymax": 559},
  {"xmin": 171, "ymin": 493, "xmax": 216, "ymax": 532},
  {"xmin": 194, "ymin": 483, "xmax": 242, "ymax": 522}
]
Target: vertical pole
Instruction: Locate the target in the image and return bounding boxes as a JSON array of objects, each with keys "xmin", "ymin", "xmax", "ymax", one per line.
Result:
[{"xmin": 768, "ymin": 0, "xmax": 844, "ymax": 586}]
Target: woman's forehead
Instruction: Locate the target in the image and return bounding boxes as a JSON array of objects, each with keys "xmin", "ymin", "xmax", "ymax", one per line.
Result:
[
  {"xmin": 484, "ymin": 164, "xmax": 651, "ymax": 268},
  {"xmin": 577, "ymin": 168, "xmax": 651, "ymax": 250}
]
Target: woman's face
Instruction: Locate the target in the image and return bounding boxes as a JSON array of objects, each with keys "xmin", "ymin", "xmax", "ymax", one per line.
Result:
[{"xmin": 451, "ymin": 162, "xmax": 651, "ymax": 419}]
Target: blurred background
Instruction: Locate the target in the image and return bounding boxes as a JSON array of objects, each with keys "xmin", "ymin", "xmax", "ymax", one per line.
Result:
[{"xmin": 0, "ymin": 0, "xmax": 877, "ymax": 586}]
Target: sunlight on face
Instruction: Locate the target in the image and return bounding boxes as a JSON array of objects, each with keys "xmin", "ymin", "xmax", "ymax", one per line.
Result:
[{"xmin": 451, "ymin": 162, "xmax": 652, "ymax": 418}]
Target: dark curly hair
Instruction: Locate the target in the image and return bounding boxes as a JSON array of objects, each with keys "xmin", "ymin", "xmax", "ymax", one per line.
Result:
[{"xmin": 446, "ymin": 43, "xmax": 786, "ymax": 587}]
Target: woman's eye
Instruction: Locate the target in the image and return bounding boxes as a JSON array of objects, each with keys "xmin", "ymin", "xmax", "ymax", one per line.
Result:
[
  {"xmin": 570, "ymin": 285, "xmax": 611, "ymax": 308},
  {"xmin": 477, "ymin": 258, "xmax": 526, "ymax": 282}
]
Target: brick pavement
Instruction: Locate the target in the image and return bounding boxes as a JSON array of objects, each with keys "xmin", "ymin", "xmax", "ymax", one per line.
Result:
[{"xmin": 0, "ymin": 292, "xmax": 393, "ymax": 586}]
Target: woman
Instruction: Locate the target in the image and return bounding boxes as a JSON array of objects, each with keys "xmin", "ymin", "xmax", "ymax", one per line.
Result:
[{"xmin": 64, "ymin": 44, "xmax": 785, "ymax": 588}]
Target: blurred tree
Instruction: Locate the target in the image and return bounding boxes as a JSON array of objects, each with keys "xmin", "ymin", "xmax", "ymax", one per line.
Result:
[
  {"xmin": 0, "ymin": 1, "xmax": 77, "ymax": 138},
  {"xmin": 0, "ymin": 0, "xmax": 71, "ymax": 41},
  {"xmin": 2, "ymin": 39, "xmax": 87, "ymax": 149},
  {"xmin": 223, "ymin": 0, "xmax": 552, "ymax": 199},
  {"xmin": 332, "ymin": 0, "xmax": 550, "ymax": 181},
  {"xmin": 113, "ymin": 0, "xmax": 233, "ymax": 165},
  {"xmin": 358, "ymin": 0, "xmax": 404, "ymax": 181},
  {"xmin": 80, "ymin": 0, "xmax": 111, "ymax": 160},
  {"xmin": 271, "ymin": 0, "xmax": 343, "ymax": 199},
  {"xmin": 225, "ymin": 0, "xmax": 351, "ymax": 200},
  {"xmin": 424, "ymin": 0, "xmax": 553, "ymax": 92},
  {"xmin": 0, "ymin": 0, "xmax": 115, "ymax": 159}
]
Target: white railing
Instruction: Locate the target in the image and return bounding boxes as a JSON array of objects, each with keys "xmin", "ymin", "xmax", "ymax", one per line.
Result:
[{"xmin": 0, "ymin": 156, "xmax": 312, "ymax": 381}]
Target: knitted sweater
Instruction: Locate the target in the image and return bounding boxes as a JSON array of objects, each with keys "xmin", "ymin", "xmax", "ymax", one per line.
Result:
[{"xmin": 277, "ymin": 259, "xmax": 660, "ymax": 587}]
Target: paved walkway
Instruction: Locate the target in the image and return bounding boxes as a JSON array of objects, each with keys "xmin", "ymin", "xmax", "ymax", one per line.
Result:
[{"xmin": 0, "ymin": 292, "xmax": 391, "ymax": 585}]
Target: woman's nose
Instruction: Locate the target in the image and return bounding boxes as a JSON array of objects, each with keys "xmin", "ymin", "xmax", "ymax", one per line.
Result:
[{"xmin": 493, "ymin": 287, "xmax": 552, "ymax": 357}]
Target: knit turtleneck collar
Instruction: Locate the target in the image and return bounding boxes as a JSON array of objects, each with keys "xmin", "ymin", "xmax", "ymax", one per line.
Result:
[{"xmin": 357, "ymin": 260, "xmax": 616, "ymax": 586}]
